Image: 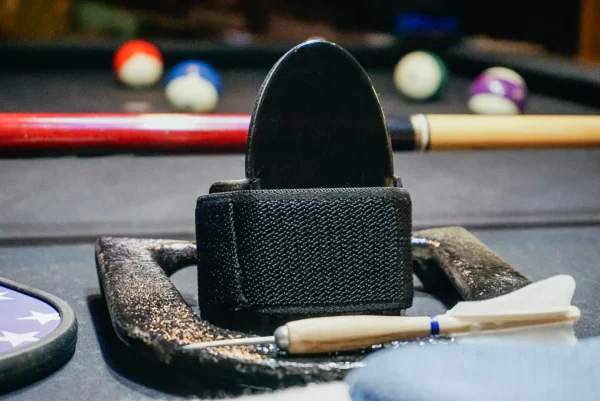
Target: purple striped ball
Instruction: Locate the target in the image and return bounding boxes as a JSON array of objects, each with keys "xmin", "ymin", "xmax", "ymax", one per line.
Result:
[{"xmin": 468, "ymin": 68, "xmax": 527, "ymax": 114}]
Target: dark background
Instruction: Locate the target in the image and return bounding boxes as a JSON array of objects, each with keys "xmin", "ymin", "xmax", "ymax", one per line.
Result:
[
  {"xmin": 108, "ymin": 0, "xmax": 582, "ymax": 54},
  {"xmin": 0, "ymin": 1, "xmax": 584, "ymax": 56}
]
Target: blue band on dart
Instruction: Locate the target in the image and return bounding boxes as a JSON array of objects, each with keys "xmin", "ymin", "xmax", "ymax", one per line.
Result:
[{"xmin": 429, "ymin": 316, "xmax": 440, "ymax": 336}]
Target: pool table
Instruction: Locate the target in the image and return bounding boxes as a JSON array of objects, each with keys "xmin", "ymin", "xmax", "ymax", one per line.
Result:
[{"xmin": 0, "ymin": 39, "xmax": 599, "ymax": 400}]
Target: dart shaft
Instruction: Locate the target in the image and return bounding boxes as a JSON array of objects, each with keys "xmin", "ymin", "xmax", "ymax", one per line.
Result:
[
  {"xmin": 281, "ymin": 308, "xmax": 581, "ymax": 354},
  {"xmin": 182, "ymin": 308, "xmax": 580, "ymax": 354},
  {"xmin": 283, "ymin": 315, "xmax": 434, "ymax": 354}
]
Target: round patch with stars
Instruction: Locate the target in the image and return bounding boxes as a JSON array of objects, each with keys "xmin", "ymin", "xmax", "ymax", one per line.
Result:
[{"xmin": 0, "ymin": 277, "xmax": 77, "ymax": 393}]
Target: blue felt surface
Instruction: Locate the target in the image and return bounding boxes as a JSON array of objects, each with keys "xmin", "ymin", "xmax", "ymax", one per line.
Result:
[{"xmin": 348, "ymin": 338, "xmax": 599, "ymax": 401}]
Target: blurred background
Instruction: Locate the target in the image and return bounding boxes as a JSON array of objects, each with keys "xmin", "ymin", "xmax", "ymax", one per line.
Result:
[{"xmin": 0, "ymin": 0, "xmax": 597, "ymax": 63}]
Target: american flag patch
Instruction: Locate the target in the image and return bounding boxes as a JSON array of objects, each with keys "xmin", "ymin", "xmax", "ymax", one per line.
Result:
[{"xmin": 0, "ymin": 284, "xmax": 61, "ymax": 355}]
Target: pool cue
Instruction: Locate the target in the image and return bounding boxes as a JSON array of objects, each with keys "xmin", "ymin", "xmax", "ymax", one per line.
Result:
[
  {"xmin": 403, "ymin": 114, "xmax": 600, "ymax": 151},
  {"xmin": 0, "ymin": 113, "xmax": 599, "ymax": 155}
]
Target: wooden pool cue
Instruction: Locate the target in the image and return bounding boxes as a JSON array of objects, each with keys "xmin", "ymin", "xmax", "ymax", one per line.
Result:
[
  {"xmin": 0, "ymin": 113, "xmax": 599, "ymax": 155},
  {"xmin": 404, "ymin": 114, "xmax": 600, "ymax": 151}
]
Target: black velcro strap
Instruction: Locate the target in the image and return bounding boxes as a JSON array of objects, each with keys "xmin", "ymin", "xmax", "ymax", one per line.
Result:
[{"xmin": 195, "ymin": 187, "xmax": 413, "ymax": 333}]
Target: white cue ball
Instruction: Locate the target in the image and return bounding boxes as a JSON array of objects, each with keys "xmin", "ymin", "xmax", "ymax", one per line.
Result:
[{"xmin": 393, "ymin": 51, "xmax": 447, "ymax": 101}]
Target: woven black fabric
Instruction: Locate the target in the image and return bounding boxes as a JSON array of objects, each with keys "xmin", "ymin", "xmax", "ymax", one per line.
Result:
[{"xmin": 195, "ymin": 187, "xmax": 413, "ymax": 332}]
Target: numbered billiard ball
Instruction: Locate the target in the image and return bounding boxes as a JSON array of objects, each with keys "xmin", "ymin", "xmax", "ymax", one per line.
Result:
[
  {"xmin": 113, "ymin": 40, "xmax": 163, "ymax": 88},
  {"xmin": 165, "ymin": 60, "xmax": 221, "ymax": 113},
  {"xmin": 468, "ymin": 67, "xmax": 527, "ymax": 114},
  {"xmin": 393, "ymin": 51, "xmax": 448, "ymax": 101}
]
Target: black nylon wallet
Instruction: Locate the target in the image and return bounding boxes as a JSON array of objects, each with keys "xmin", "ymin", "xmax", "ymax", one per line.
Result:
[
  {"xmin": 195, "ymin": 40, "xmax": 413, "ymax": 333},
  {"xmin": 196, "ymin": 187, "xmax": 412, "ymax": 332}
]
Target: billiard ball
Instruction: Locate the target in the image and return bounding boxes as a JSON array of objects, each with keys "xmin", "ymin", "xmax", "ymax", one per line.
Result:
[
  {"xmin": 393, "ymin": 51, "xmax": 448, "ymax": 101},
  {"xmin": 468, "ymin": 67, "xmax": 527, "ymax": 114},
  {"xmin": 113, "ymin": 40, "xmax": 163, "ymax": 88},
  {"xmin": 165, "ymin": 60, "xmax": 221, "ymax": 113}
]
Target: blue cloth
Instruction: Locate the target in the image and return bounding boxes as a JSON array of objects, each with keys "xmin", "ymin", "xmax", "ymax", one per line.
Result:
[{"xmin": 347, "ymin": 338, "xmax": 600, "ymax": 401}]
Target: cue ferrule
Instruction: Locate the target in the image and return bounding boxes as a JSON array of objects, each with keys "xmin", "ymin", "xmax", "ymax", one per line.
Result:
[{"xmin": 410, "ymin": 114, "xmax": 431, "ymax": 152}]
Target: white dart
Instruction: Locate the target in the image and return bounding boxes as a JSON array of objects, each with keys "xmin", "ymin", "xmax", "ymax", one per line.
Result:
[{"xmin": 183, "ymin": 275, "xmax": 581, "ymax": 354}]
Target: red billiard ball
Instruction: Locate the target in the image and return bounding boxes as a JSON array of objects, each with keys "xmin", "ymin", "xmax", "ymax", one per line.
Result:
[{"xmin": 113, "ymin": 40, "xmax": 163, "ymax": 88}]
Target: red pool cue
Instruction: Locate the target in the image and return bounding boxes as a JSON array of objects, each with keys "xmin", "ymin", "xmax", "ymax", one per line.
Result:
[{"xmin": 0, "ymin": 113, "xmax": 251, "ymax": 153}]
